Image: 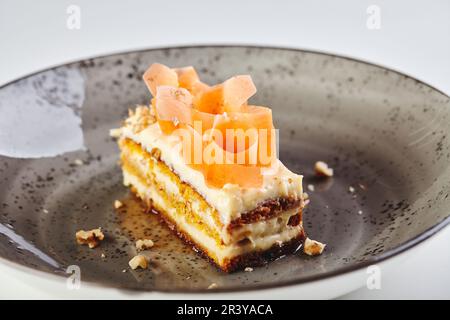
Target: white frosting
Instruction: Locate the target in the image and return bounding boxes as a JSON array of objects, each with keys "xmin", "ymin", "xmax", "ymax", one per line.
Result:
[{"xmin": 119, "ymin": 122, "xmax": 304, "ymax": 224}]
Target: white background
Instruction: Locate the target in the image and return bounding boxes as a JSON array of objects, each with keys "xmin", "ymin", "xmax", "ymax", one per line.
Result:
[{"xmin": 0, "ymin": 0, "xmax": 449, "ymax": 299}]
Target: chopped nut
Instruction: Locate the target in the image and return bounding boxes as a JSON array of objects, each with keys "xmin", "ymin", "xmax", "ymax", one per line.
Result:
[
  {"xmin": 109, "ymin": 128, "xmax": 122, "ymax": 138},
  {"xmin": 136, "ymin": 239, "xmax": 154, "ymax": 251},
  {"xmin": 126, "ymin": 105, "xmax": 156, "ymax": 134},
  {"xmin": 74, "ymin": 159, "xmax": 84, "ymax": 166},
  {"xmin": 307, "ymin": 184, "xmax": 315, "ymax": 192},
  {"xmin": 75, "ymin": 228, "xmax": 105, "ymax": 249},
  {"xmin": 244, "ymin": 267, "xmax": 254, "ymax": 272},
  {"xmin": 150, "ymin": 148, "xmax": 161, "ymax": 160},
  {"xmin": 314, "ymin": 161, "xmax": 333, "ymax": 177},
  {"xmin": 208, "ymin": 283, "xmax": 218, "ymax": 289},
  {"xmin": 303, "ymin": 237, "xmax": 326, "ymax": 256},
  {"xmin": 128, "ymin": 254, "xmax": 148, "ymax": 270},
  {"xmin": 114, "ymin": 200, "xmax": 124, "ymax": 209},
  {"xmin": 349, "ymin": 186, "xmax": 355, "ymax": 193}
]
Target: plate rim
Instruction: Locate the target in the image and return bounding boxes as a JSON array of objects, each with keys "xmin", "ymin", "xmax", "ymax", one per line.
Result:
[{"xmin": 0, "ymin": 44, "xmax": 449, "ymax": 294}]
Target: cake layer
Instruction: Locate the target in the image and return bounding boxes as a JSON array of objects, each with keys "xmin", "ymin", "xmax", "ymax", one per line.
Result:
[
  {"xmin": 118, "ymin": 138, "xmax": 305, "ymax": 271},
  {"xmin": 122, "ymin": 168, "xmax": 304, "ymax": 271}
]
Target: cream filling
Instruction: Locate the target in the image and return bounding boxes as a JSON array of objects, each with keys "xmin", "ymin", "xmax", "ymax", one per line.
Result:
[
  {"xmin": 123, "ymin": 169, "xmax": 303, "ymax": 263},
  {"xmin": 120, "ymin": 124, "xmax": 304, "ymax": 224},
  {"xmin": 228, "ymin": 210, "xmax": 299, "ymax": 243}
]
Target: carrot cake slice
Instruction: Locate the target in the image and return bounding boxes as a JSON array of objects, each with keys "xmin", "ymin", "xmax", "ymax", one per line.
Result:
[{"xmin": 111, "ymin": 63, "xmax": 306, "ymax": 272}]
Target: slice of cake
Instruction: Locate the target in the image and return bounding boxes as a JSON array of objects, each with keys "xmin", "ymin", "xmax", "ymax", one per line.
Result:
[{"xmin": 112, "ymin": 63, "xmax": 306, "ymax": 272}]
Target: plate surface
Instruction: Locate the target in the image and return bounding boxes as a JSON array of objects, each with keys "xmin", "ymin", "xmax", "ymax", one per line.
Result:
[{"xmin": 0, "ymin": 46, "xmax": 449, "ymax": 292}]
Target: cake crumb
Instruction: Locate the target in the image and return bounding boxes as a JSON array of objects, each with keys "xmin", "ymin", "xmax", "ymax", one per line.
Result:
[
  {"xmin": 128, "ymin": 254, "xmax": 148, "ymax": 270},
  {"xmin": 307, "ymin": 184, "xmax": 315, "ymax": 192},
  {"xmin": 101, "ymin": 253, "xmax": 106, "ymax": 259},
  {"xmin": 126, "ymin": 105, "xmax": 156, "ymax": 134},
  {"xmin": 349, "ymin": 186, "xmax": 355, "ymax": 193},
  {"xmin": 75, "ymin": 228, "xmax": 105, "ymax": 249},
  {"xmin": 244, "ymin": 267, "xmax": 254, "ymax": 272},
  {"xmin": 208, "ymin": 283, "xmax": 218, "ymax": 289},
  {"xmin": 109, "ymin": 128, "xmax": 122, "ymax": 138},
  {"xmin": 136, "ymin": 239, "xmax": 154, "ymax": 251},
  {"xmin": 314, "ymin": 161, "xmax": 333, "ymax": 177},
  {"xmin": 74, "ymin": 159, "xmax": 84, "ymax": 166},
  {"xmin": 114, "ymin": 200, "xmax": 124, "ymax": 209},
  {"xmin": 303, "ymin": 238, "xmax": 326, "ymax": 256}
]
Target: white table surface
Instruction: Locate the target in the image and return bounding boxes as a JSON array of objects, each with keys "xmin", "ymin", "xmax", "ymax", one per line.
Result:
[{"xmin": 1, "ymin": 0, "xmax": 449, "ymax": 299}]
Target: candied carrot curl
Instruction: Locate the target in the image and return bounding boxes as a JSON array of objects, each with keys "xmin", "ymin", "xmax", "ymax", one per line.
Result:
[{"xmin": 143, "ymin": 63, "xmax": 277, "ymax": 188}]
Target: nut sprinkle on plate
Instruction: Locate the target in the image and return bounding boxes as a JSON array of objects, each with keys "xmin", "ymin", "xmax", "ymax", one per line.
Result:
[
  {"xmin": 314, "ymin": 161, "xmax": 334, "ymax": 177},
  {"xmin": 75, "ymin": 228, "xmax": 105, "ymax": 249}
]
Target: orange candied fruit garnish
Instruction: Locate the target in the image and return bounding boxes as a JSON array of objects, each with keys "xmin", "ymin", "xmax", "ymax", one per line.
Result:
[{"xmin": 142, "ymin": 63, "xmax": 277, "ymax": 188}]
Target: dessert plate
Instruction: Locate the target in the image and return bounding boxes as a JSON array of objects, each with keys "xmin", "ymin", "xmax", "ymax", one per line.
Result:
[{"xmin": 0, "ymin": 46, "xmax": 449, "ymax": 295}]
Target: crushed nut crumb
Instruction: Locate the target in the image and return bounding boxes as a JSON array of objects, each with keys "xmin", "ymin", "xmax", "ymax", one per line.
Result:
[
  {"xmin": 109, "ymin": 128, "xmax": 122, "ymax": 138},
  {"xmin": 150, "ymin": 148, "xmax": 161, "ymax": 160},
  {"xmin": 136, "ymin": 239, "xmax": 154, "ymax": 251},
  {"xmin": 42, "ymin": 209, "xmax": 49, "ymax": 214},
  {"xmin": 75, "ymin": 228, "xmax": 105, "ymax": 249},
  {"xmin": 307, "ymin": 184, "xmax": 315, "ymax": 192},
  {"xmin": 349, "ymin": 186, "xmax": 355, "ymax": 193},
  {"xmin": 208, "ymin": 283, "xmax": 218, "ymax": 289},
  {"xmin": 303, "ymin": 238, "xmax": 326, "ymax": 256},
  {"xmin": 128, "ymin": 254, "xmax": 148, "ymax": 270},
  {"xmin": 122, "ymin": 269, "xmax": 127, "ymax": 273},
  {"xmin": 244, "ymin": 267, "xmax": 254, "ymax": 272},
  {"xmin": 74, "ymin": 159, "xmax": 84, "ymax": 166},
  {"xmin": 358, "ymin": 210, "xmax": 363, "ymax": 215},
  {"xmin": 314, "ymin": 161, "xmax": 334, "ymax": 177},
  {"xmin": 114, "ymin": 200, "xmax": 124, "ymax": 209},
  {"xmin": 101, "ymin": 253, "xmax": 106, "ymax": 259},
  {"xmin": 125, "ymin": 105, "xmax": 156, "ymax": 134}
]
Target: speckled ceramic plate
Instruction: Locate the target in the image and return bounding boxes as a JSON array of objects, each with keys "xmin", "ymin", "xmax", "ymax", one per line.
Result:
[{"xmin": 1, "ymin": 46, "xmax": 449, "ymax": 293}]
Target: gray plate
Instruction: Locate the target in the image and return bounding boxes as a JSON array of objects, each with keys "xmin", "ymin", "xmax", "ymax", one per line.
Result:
[{"xmin": 0, "ymin": 46, "xmax": 449, "ymax": 293}]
